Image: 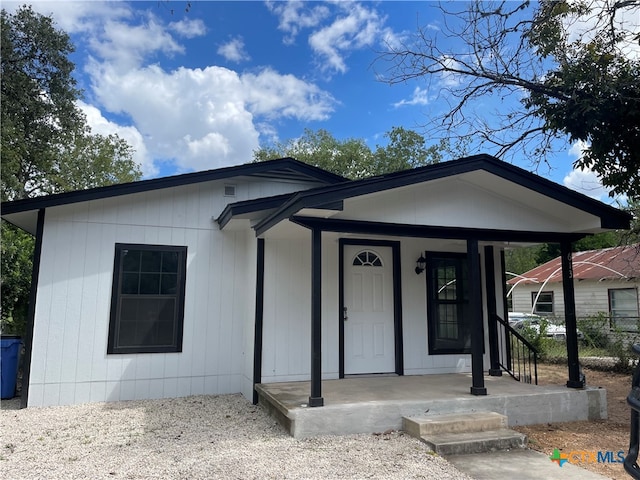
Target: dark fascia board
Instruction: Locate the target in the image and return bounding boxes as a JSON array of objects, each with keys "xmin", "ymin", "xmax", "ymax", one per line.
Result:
[
  {"xmin": 0, "ymin": 157, "xmax": 347, "ymax": 216},
  {"xmin": 216, "ymin": 192, "xmax": 295, "ymax": 229},
  {"xmin": 290, "ymin": 215, "xmax": 587, "ymax": 243},
  {"xmin": 217, "ymin": 194, "xmax": 344, "ymax": 229},
  {"xmin": 254, "ymin": 154, "xmax": 632, "ymax": 235},
  {"xmin": 478, "ymin": 158, "xmax": 632, "ymax": 229}
]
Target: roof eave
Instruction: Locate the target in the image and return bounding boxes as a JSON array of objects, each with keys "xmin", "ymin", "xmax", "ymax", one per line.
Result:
[
  {"xmin": 1, "ymin": 158, "xmax": 347, "ymax": 217},
  {"xmin": 253, "ymin": 154, "xmax": 632, "ymax": 236},
  {"xmin": 216, "ymin": 192, "xmax": 295, "ymax": 229}
]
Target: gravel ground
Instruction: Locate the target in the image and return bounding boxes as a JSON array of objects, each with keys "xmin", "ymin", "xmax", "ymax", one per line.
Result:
[{"xmin": 0, "ymin": 394, "xmax": 472, "ymax": 480}]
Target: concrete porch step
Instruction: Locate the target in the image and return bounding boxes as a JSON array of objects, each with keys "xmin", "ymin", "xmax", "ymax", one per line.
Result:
[
  {"xmin": 421, "ymin": 428, "xmax": 526, "ymax": 456},
  {"xmin": 402, "ymin": 412, "xmax": 526, "ymax": 456},
  {"xmin": 403, "ymin": 411, "xmax": 507, "ymax": 437}
]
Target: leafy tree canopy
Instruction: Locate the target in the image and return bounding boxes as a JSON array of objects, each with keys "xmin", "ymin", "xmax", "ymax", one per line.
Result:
[
  {"xmin": 1, "ymin": 5, "xmax": 141, "ymax": 201},
  {"xmin": 379, "ymin": 0, "xmax": 640, "ymax": 199},
  {"xmin": 253, "ymin": 127, "xmax": 457, "ymax": 179},
  {"xmin": 1, "ymin": 5, "xmax": 142, "ymax": 334}
]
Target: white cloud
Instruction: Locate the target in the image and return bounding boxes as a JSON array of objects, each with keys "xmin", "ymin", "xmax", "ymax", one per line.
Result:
[
  {"xmin": 8, "ymin": 1, "xmax": 131, "ymax": 34},
  {"xmin": 241, "ymin": 68, "xmax": 336, "ymax": 120},
  {"xmin": 268, "ymin": 1, "xmax": 398, "ymax": 75},
  {"xmin": 308, "ymin": 3, "xmax": 386, "ymax": 74},
  {"xmin": 89, "ymin": 14, "xmax": 184, "ymax": 72},
  {"xmin": 217, "ymin": 37, "xmax": 250, "ymax": 63},
  {"xmin": 568, "ymin": 140, "xmax": 587, "ymax": 159},
  {"xmin": 169, "ymin": 18, "xmax": 207, "ymax": 38},
  {"xmin": 564, "ymin": 140, "xmax": 615, "ymax": 202},
  {"xmin": 563, "ymin": 167, "xmax": 610, "ymax": 200},
  {"xmin": 87, "ymin": 62, "xmax": 261, "ymax": 172},
  {"xmin": 12, "ymin": 2, "xmax": 338, "ymax": 175},
  {"xmin": 379, "ymin": 26, "xmax": 407, "ymax": 51},
  {"xmin": 563, "ymin": 0, "xmax": 640, "ymax": 60},
  {"xmin": 87, "ymin": 59, "xmax": 335, "ymax": 172},
  {"xmin": 439, "ymin": 56, "xmax": 465, "ymax": 87},
  {"xmin": 78, "ymin": 101, "xmax": 155, "ymax": 177},
  {"xmin": 393, "ymin": 86, "xmax": 430, "ymax": 108},
  {"xmin": 266, "ymin": 0, "xmax": 330, "ymax": 45}
]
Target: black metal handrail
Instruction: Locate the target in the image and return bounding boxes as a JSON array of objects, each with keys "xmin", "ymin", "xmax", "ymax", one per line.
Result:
[
  {"xmin": 494, "ymin": 314, "xmax": 538, "ymax": 385},
  {"xmin": 625, "ymin": 343, "xmax": 640, "ymax": 479}
]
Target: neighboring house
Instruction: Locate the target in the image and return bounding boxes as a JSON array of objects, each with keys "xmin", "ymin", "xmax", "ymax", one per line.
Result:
[
  {"xmin": 509, "ymin": 244, "xmax": 640, "ymax": 331},
  {"xmin": 1, "ymin": 154, "xmax": 631, "ymax": 408}
]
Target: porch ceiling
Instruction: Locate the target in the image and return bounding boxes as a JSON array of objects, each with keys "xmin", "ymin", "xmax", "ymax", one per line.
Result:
[{"xmin": 331, "ymin": 175, "xmax": 603, "ymax": 234}]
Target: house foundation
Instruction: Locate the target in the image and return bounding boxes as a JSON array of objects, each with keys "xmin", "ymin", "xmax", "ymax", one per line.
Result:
[{"xmin": 256, "ymin": 374, "xmax": 607, "ymax": 438}]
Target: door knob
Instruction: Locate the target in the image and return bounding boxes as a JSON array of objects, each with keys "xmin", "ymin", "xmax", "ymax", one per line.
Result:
[{"xmin": 343, "ymin": 306, "xmax": 348, "ymax": 321}]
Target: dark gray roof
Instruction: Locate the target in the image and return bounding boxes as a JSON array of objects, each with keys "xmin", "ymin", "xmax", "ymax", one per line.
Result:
[{"xmin": 1, "ymin": 157, "xmax": 346, "ymax": 215}]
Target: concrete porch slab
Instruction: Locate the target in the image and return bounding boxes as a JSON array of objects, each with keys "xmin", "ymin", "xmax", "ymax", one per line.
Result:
[{"xmin": 255, "ymin": 373, "xmax": 606, "ymax": 438}]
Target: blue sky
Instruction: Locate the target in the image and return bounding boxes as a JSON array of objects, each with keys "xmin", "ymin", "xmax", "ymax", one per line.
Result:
[{"xmin": 5, "ymin": 1, "xmax": 622, "ymax": 204}]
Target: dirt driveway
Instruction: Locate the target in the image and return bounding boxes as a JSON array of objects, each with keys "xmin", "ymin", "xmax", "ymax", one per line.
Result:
[{"xmin": 515, "ymin": 363, "xmax": 632, "ymax": 480}]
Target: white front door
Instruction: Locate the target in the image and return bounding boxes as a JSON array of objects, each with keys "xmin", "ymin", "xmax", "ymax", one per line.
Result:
[{"xmin": 344, "ymin": 245, "xmax": 395, "ymax": 374}]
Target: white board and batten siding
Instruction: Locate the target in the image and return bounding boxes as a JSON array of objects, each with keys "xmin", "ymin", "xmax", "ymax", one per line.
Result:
[
  {"xmin": 260, "ymin": 237, "xmax": 340, "ymax": 383},
  {"xmin": 258, "ymin": 234, "xmax": 495, "ymax": 384},
  {"xmin": 29, "ymin": 177, "xmax": 317, "ymax": 407},
  {"xmin": 31, "ymin": 168, "xmax": 515, "ymax": 406},
  {"xmin": 399, "ymin": 237, "xmax": 494, "ymax": 375}
]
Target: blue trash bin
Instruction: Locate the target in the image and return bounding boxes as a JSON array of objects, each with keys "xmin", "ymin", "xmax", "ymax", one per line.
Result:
[{"xmin": 1, "ymin": 335, "xmax": 22, "ymax": 399}]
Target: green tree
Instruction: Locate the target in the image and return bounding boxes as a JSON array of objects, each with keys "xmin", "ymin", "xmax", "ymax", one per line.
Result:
[
  {"xmin": 254, "ymin": 127, "xmax": 447, "ymax": 179},
  {"xmin": 0, "ymin": 224, "xmax": 34, "ymax": 335},
  {"xmin": 379, "ymin": 0, "xmax": 640, "ymax": 199},
  {"xmin": 504, "ymin": 245, "xmax": 543, "ymax": 276},
  {"xmin": 1, "ymin": 5, "xmax": 141, "ymax": 201},
  {"xmin": 1, "ymin": 6, "xmax": 142, "ymax": 335},
  {"xmin": 506, "ymin": 230, "xmax": 631, "ymax": 279},
  {"xmin": 370, "ymin": 127, "xmax": 449, "ymax": 176},
  {"xmin": 254, "ymin": 128, "xmax": 374, "ymax": 179},
  {"xmin": 50, "ymin": 131, "xmax": 139, "ymax": 192},
  {"xmin": 2, "ymin": 5, "xmax": 82, "ymax": 201},
  {"xmin": 618, "ymin": 198, "xmax": 640, "ymax": 245}
]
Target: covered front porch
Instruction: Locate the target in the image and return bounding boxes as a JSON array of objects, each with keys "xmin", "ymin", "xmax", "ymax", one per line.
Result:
[
  {"xmin": 216, "ymin": 155, "xmax": 632, "ymax": 421},
  {"xmin": 255, "ymin": 373, "xmax": 607, "ymax": 438}
]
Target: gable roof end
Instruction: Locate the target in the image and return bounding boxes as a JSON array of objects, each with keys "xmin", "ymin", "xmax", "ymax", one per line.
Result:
[{"xmin": 253, "ymin": 154, "xmax": 632, "ymax": 236}]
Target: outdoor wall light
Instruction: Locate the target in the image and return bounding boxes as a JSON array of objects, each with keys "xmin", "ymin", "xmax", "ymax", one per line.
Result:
[{"xmin": 415, "ymin": 255, "xmax": 426, "ymax": 275}]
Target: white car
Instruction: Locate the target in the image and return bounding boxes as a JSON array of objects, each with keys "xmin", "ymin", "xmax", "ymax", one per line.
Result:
[{"xmin": 508, "ymin": 312, "xmax": 584, "ymax": 341}]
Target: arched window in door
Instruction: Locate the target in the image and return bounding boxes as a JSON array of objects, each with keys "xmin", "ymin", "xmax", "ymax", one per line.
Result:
[{"xmin": 352, "ymin": 250, "xmax": 383, "ymax": 267}]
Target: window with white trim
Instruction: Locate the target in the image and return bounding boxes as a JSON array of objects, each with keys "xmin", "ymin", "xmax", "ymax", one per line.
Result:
[
  {"xmin": 532, "ymin": 291, "xmax": 554, "ymax": 315},
  {"xmin": 609, "ymin": 288, "xmax": 639, "ymax": 332}
]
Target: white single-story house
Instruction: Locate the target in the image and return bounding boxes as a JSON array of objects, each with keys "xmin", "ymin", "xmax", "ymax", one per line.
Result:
[
  {"xmin": 1, "ymin": 154, "xmax": 632, "ymax": 408},
  {"xmin": 509, "ymin": 244, "xmax": 640, "ymax": 331}
]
